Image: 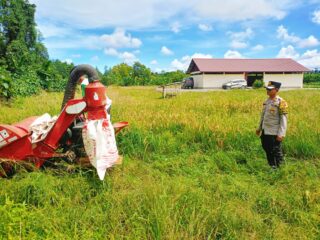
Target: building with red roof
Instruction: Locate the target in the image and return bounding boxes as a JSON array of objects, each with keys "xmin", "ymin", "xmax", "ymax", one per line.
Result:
[{"xmin": 186, "ymin": 58, "xmax": 310, "ymax": 88}]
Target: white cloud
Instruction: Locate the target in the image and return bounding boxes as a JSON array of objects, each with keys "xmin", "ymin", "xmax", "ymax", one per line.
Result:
[
  {"xmin": 299, "ymin": 49, "xmax": 320, "ymax": 69},
  {"xmin": 43, "ymin": 35, "xmax": 101, "ymax": 50},
  {"xmin": 228, "ymin": 28, "xmax": 253, "ymax": 49},
  {"xmin": 198, "ymin": 23, "xmax": 213, "ymax": 31},
  {"xmin": 231, "ymin": 40, "xmax": 248, "ymax": 49},
  {"xmin": 100, "ymin": 28, "xmax": 142, "ymax": 49},
  {"xmin": 276, "ymin": 45, "xmax": 319, "ymax": 69},
  {"xmin": 277, "ymin": 45, "xmax": 299, "ymax": 58},
  {"xmin": 72, "ymin": 54, "xmax": 81, "ymax": 58},
  {"xmin": 31, "ymin": 0, "xmax": 175, "ymax": 29},
  {"xmin": 170, "ymin": 53, "xmax": 212, "ymax": 71},
  {"xmin": 228, "ymin": 28, "xmax": 253, "ymax": 41},
  {"xmin": 298, "ymin": 36, "xmax": 320, "ymax": 48},
  {"xmin": 312, "ymin": 10, "xmax": 320, "ymax": 24},
  {"xmin": 30, "ymin": 0, "xmax": 297, "ymax": 30},
  {"xmin": 45, "ymin": 28, "xmax": 142, "ymax": 51},
  {"xmin": 277, "ymin": 25, "xmax": 299, "ymax": 42},
  {"xmin": 104, "ymin": 48, "xmax": 138, "ymax": 64},
  {"xmin": 277, "ymin": 25, "xmax": 319, "ymax": 48},
  {"xmin": 300, "ymin": 49, "xmax": 319, "ymax": 60},
  {"xmin": 37, "ymin": 22, "xmax": 74, "ymax": 38},
  {"xmin": 161, "ymin": 46, "xmax": 174, "ymax": 55},
  {"xmin": 224, "ymin": 50, "xmax": 245, "ymax": 58},
  {"xmin": 120, "ymin": 52, "xmax": 138, "ymax": 64},
  {"xmin": 171, "ymin": 59, "xmax": 186, "ymax": 71},
  {"xmin": 193, "ymin": 0, "xmax": 288, "ymax": 21},
  {"xmin": 171, "ymin": 22, "xmax": 181, "ymax": 33},
  {"xmin": 252, "ymin": 44, "xmax": 264, "ymax": 51},
  {"xmin": 104, "ymin": 48, "xmax": 119, "ymax": 56},
  {"xmin": 42, "ymin": 29, "xmax": 142, "ymax": 51},
  {"xmin": 150, "ymin": 60, "xmax": 158, "ymax": 65}
]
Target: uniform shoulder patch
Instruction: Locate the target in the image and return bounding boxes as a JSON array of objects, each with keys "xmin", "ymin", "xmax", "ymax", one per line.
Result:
[{"xmin": 279, "ymin": 99, "xmax": 288, "ymax": 114}]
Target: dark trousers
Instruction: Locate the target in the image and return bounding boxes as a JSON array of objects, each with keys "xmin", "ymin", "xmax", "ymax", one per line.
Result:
[{"xmin": 260, "ymin": 132, "xmax": 283, "ymax": 167}]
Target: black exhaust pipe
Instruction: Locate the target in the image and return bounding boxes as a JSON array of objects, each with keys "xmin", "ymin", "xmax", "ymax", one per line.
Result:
[{"xmin": 61, "ymin": 64, "xmax": 100, "ymax": 110}]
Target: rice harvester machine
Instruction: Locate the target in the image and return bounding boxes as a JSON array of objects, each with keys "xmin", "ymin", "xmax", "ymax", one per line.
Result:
[{"xmin": 0, "ymin": 64, "xmax": 128, "ymax": 175}]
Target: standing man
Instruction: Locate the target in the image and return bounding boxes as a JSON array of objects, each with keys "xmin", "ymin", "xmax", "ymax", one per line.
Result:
[{"xmin": 256, "ymin": 81, "xmax": 288, "ymax": 168}]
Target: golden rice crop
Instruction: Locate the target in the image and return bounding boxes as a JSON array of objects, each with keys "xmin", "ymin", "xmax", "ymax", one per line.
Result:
[{"xmin": 0, "ymin": 87, "xmax": 319, "ymax": 239}]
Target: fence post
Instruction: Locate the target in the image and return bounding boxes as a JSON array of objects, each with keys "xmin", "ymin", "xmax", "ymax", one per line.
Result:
[{"xmin": 162, "ymin": 86, "xmax": 166, "ymax": 98}]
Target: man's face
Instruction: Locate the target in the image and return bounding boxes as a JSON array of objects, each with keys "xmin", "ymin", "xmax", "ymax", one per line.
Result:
[{"xmin": 267, "ymin": 88, "xmax": 278, "ymax": 97}]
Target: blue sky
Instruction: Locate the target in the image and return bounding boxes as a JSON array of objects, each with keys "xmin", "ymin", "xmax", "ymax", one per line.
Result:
[{"xmin": 30, "ymin": 0, "xmax": 320, "ymax": 72}]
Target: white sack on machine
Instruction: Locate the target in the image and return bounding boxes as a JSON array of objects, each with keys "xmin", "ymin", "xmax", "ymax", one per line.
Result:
[
  {"xmin": 30, "ymin": 113, "xmax": 58, "ymax": 143},
  {"xmin": 82, "ymin": 119, "xmax": 118, "ymax": 180}
]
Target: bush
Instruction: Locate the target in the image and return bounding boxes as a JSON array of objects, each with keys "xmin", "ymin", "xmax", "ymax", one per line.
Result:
[
  {"xmin": 12, "ymin": 71, "xmax": 42, "ymax": 97},
  {"xmin": 37, "ymin": 60, "xmax": 73, "ymax": 92},
  {"xmin": 253, "ymin": 79, "xmax": 264, "ymax": 88},
  {"xmin": 47, "ymin": 75, "xmax": 67, "ymax": 92},
  {"xmin": 303, "ymin": 73, "xmax": 320, "ymax": 83},
  {"xmin": 0, "ymin": 66, "xmax": 13, "ymax": 99}
]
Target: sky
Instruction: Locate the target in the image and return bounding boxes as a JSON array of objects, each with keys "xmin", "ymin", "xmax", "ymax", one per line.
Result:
[{"xmin": 29, "ymin": 0, "xmax": 320, "ymax": 72}]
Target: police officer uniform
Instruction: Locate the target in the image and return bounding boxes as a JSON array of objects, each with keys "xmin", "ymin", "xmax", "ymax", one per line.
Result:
[{"xmin": 257, "ymin": 81, "xmax": 288, "ymax": 168}]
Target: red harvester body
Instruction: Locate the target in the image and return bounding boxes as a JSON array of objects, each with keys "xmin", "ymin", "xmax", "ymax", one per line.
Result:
[{"xmin": 0, "ymin": 64, "xmax": 128, "ymax": 174}]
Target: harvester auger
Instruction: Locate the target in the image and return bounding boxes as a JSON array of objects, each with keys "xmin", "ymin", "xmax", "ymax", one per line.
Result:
[{"xmin": 0, "ymin": 64, "xmax": 128, "ymax": 177}]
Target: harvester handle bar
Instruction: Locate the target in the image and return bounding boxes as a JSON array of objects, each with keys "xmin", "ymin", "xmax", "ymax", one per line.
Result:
[{"xmin": 44, "ymin": 99, "xmax": 85, "ymax": 150}]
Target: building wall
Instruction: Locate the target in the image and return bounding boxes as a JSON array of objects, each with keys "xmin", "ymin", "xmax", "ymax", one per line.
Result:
[
  {"xmin": 192, "ymin": 72, "xmax": 304, "ymax": 88},
  {"xmin": 264, "ymin": 73, "xmax": 303, "ymax": 88},
  {"xmin": 199, "ymin": 73, "xmax": 244, "ymax": 88},
  {"xmin": 191, "ymin": 74, "xmax": 204, "ymax": 88}
]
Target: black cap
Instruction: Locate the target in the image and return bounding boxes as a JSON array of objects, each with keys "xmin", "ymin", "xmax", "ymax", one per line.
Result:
[{"xmin": 265, "ymin": 81, "xmax": 281, "ymax": 90}]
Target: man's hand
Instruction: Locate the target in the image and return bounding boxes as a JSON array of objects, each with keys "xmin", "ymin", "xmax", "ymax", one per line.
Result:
[
  {"xmin": 276, "ymin": 136, "xmax": 284, "ymax": 142},
  {"xmin": 256, "ymin": 129, "xmax": 261, "ymax": 136}
]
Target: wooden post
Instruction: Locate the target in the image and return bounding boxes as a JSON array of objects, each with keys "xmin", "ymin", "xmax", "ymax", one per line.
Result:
[{"xmin": 162, "ymin": 86, "xmax": 166, "ymax": 98}]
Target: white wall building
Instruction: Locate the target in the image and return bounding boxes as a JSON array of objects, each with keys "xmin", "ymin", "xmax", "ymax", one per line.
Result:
[{"xmin": 187, "ymin": 58, "xmax": 309, "ymax": 89}]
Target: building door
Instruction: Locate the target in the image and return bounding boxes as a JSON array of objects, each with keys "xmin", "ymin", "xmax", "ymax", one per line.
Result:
[{"xmin": 246, "ymin": 73, "xmax": 263, "ymax": 86}]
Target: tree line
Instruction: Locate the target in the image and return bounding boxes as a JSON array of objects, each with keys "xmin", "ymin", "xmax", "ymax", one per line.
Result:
[
  {"xmin": 303, "ymin": 72, "xmax": 320, "ymax": 83},
  {"xmin": 101, "ymin": 62, "xmax": 186, "ymax": 86},
  {"xmin": 0, "ymin": 0, "xmax": 187, "ymax": 100}
]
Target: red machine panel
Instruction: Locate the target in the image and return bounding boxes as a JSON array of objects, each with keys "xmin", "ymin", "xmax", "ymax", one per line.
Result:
[
  {"xmin": 85, "ymin": 81, "xmax": 107, "ymax": 108},
  {"xmin": 85, "ymin": 81, "xmax": 107, "ymax": 120},
  {"xmin": 0, "ymin": 125, "xmax": 33, "ymax": 160}
]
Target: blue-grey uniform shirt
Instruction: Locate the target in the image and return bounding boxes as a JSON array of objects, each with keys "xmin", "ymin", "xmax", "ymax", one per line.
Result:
[{"xmin": 258, "ymin": 96, "xmax": 288, "ymax": 137}]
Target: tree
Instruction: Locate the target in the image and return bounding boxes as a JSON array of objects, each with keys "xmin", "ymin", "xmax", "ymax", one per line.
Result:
[
  {"xmin": 132, "ymin": 61, "xmax": 151, "ymax": 85},
  {"xmin": 0, "ymin": 0, "xmax": 50, "ymax": 98},
  {"xmin": 0, "ymin": 0, "xmax": 48, "ymax": 73},
  {"xmin": 0, "ymin": 0, "xmax": 37, "ymax": 47},
  {"xmin": 106, "ymin": 63, "xmax": 133, "ymax": 86},
  {"xmin": 42, "ymin": 60, "xmax": 74, "ymax": 92},
  {"xmin": 101, "ymin": 66, "xmax": 111, "ymax": 86},
  {"xmin": 150, "ymin": 70, "xmax": 187, "ymax": 85}
]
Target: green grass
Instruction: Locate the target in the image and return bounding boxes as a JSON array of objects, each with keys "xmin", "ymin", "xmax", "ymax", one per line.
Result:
[{"xmin": 0, "ymin": 87, "xmax": 320, "ymax": 239}]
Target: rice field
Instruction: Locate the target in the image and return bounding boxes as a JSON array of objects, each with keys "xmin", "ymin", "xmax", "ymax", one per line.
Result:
[{"xmin": 0, "ymin": 87, "xmax": 320, "ymax": 239}]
